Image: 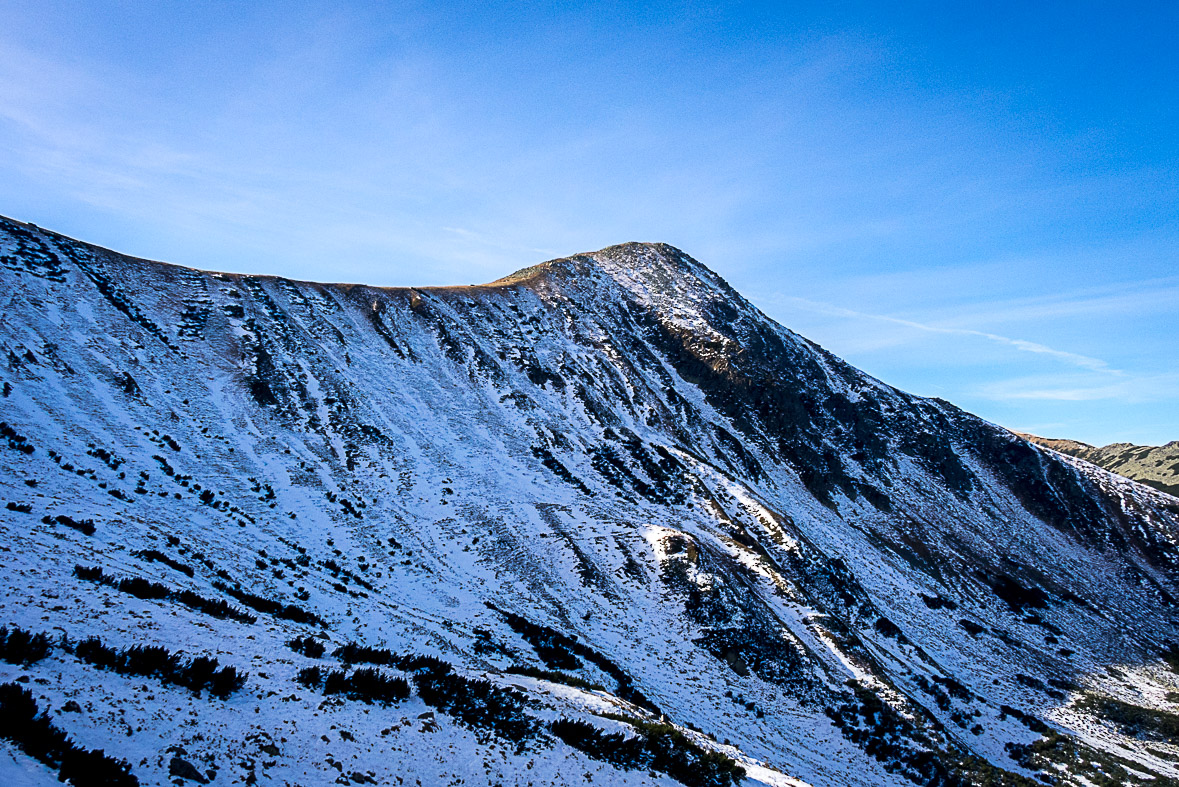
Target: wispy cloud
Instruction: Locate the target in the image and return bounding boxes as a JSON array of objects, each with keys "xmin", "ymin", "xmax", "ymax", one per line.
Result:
[
  {"xmin": 976, "ymin": 372, "xmax": 1179, "ymax": 402},
  {"xmin": 896, "ymin": 267, "xmax": 1179, "ymax": 329},
  {"xmin": 440, "ymin": 227, "xmax": 558, "ymax": 258},
  {"xmin": 765, "ymin": 294, "xmax": 1120, "ymax": 374}
]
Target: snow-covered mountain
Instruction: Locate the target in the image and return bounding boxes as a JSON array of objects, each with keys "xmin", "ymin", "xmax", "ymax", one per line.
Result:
[{"xmin": 2, "ymin": 214, "xmax": 1178, "ymax": 787}]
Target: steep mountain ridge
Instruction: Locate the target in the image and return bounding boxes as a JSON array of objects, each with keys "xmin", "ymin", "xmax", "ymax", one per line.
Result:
[
  {"xmin": 2, "ymin": 216, "xmax": 1178, "ymax": 786},
  {"xmin": 1021, "ymin": 433, "xmax": 1179, "ymax": 498}
]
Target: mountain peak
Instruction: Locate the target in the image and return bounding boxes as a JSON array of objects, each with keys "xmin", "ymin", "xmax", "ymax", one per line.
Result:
[
  {"xmin": 491, "ymin": 241, "xmax": 690, "ymax": 283},
  {"xmin": 3, "ymin": 218, "xmax": 1179, "ymax": 787},
  {"xmin": 490, "ymin": 241, "xmax": 744, "ymax": 333}
]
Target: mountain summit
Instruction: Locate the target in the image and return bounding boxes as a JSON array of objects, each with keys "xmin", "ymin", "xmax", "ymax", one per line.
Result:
[{"xmin": 1, "ymin": 215, "xmax": 1178, "ymax": 787}]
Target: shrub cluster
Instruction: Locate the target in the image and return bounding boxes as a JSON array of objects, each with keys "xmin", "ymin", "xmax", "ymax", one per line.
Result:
[
  {"xmin": 287, "ymin": 635, "xmax": 326, "ymax": 658},
  {"xmin": 501, "ymin": 612, "xmax": 580, "ymax": 670},
  {"xmin": 550, "ymin": 717, "xmax": 744, "ymax": 787},
  {"xmin": 0, "ymin": 625, "xmax": 52, "ymax": 665},
  {"xmin": 919, "ymin": 594, "xmax": 958, "ymax": 610},
  {"xmin": 822, "ymin": 684, "xmax": 1037, "ymax": 786},
  {"xmin": 317, "ymin": 641, "xmax": 542, "ymax": 745},
  {"xmin": 0, "ymin": 682, "xmax": 138, "ymax": 786},
  {"xmin": 41, "ymin": 514, "xmax": 96, "ymax": 535},
  {"xmin": 977, "ymin": 572, "xmax": 1050, "ymax": 613},
  {"xmin": 825, "ymin": 683, "xmax": 957, "ymax": 785},
  {"xmin": 1006, "ymin": 730, "xmax": 1147, "ymax": 787},
  {"xmin": 320, "ymin": 558, "xmax": 375, "ymax": 591},
  {"xmin": 72, "ymin": 636, "xmax": 246, "ymax": 699},
  {"xmin": 531, "ymin": 445, "xmax": 593, "ymax": 496},
  {"xmin": 316, "ymin": 645, "xmax": 515, "ymax": 725},
  {"xmin": 410, "ymin": 659, "xmax": 538, "ymax": 747},
  {"xmin": 298, "ymin": 666, "xmax": 410, "ymax": 704},
  {"xmin": 133, "ymin": 549, "xmax": 194, "ymax": 577},
  {"xmin": 212, "ymin": 581, "xmax": 323, "ymax": 626},
  {"xmin": 491, "ymin": 605, "xmax": 660, "ymax": 714},
  {"xmin": 322, "ymin": 638, "xmax": 722, "ymax": 772},
  {"xmin": 1078, "ymin": 694, "xmax": 1179, "ymax": 742},
  {"xmin": 73, "ymin": 565, "xmax": 255, "ymax": 624},
  {"xmin": 998, "ymin": 704, "xmax": 1049, "ymax": 733},
  {"xmin": 327, "ymin": 641, "xmax": 453, "ymax": 676},
  {"xmin": 0, "ymin": 421, "xmax": 35, "ymax": 454},
  {"xmin": 333, "ymin": 642, "xmax": 398, "ymax": 666}
]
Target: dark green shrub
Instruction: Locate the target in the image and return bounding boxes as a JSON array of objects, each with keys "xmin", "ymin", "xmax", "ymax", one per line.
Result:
[
  {"xmin": 288, "ymin": 636, "xmax": 326, "ymax": 658},
  {"xmin": 550, "ymin": 716, "xmax": 744, "ymax": 787},
  {"xmin": 71, "ymin": 636, "xmax": 246, "ymax": 698},
  {"xmin": 412, "ymin": 661, "xmax": 538, "ymax": 747},
  {"xmin": 0, "ymin": 682, "xmax": 138, "ymax": 786},
  {"xmin": 133, "ymin": 550, "xmax": 193, "ymax": 577},
  {"xmin": 0, "ymin": 625, "xmax": 52, "ymax": 665},
  {"xmin": 296, "ymin": 666, "xmax": 322, "ymax": 688},
  {"xmin": 73, "ymin": 566, "xmax": 254, "ymax": 623},
  {"xmin": 212, "ymin": 581, "xmax": 323, "ymax": 626},
  {"xmin": 333, "ymin": 642, "xmax": 397, "ymax": 665},
  {"xmin": 44, "ymin": 514, "xmax": 96, "ymax": 535},
  {"xmin": 313, "ymin": 667, "xmax": 409, "ymax": 704},
  {"xmin": 490, "ymin": 605, "xmax": 659, "ymax": 714}
]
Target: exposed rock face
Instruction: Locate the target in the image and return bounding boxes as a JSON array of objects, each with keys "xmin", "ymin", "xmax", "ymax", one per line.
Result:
[
  {"xmin": 1022, "ymin": 433, "xmax": 1179, "ymax": 498},
  {"xmin": 2, "ymin": 215, "xmax": 1178, "ymax": 786}
]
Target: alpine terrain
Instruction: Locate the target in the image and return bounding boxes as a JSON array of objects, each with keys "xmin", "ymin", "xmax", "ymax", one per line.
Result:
[
  {"xmin": 1021, "ymin": 434, "xmax": 1179, "ymax": 498},
  {"xmin": 3, "ymin": 214, "xmax": 1179, "ymax": 787}
]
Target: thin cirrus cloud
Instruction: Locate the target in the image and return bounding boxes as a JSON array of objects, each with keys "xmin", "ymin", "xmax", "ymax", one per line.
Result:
[
  {"xmin": 978, "ymin": 373, "xmax": 1179, "ymax": 403},
  {"xmin": 761, "ymin": 294, "xmax": 1119, "ymax": 375},
  {"xmin": 921, "ymin": 279, "xmax": 1179, "ymax": 329}
]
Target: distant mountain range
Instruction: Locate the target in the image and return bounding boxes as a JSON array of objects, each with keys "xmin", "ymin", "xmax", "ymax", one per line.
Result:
[
  {"xmin": 2, "ymin": 215, "xmax": 1179, "ymax": 786},
  {"xmin": 1021, "ymin": 435, "xmax": 1179, "ymax": 498}
]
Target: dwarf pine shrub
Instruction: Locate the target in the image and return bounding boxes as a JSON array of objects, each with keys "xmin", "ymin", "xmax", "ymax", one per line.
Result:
[
  {"xmin": 0, "ymin": 625, "xmax": 52, "ymax": 665},
  {"xmin": 0, "ymin": 682, "xmax": 138, "ymax": 786}
]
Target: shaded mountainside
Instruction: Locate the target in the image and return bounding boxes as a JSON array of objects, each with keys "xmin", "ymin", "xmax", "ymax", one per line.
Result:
[
  {"xmin": 2, "ymin": 214, "xmax": 1179, "ymax": 786},
  {"xmin": 1022, "ymin": 434, "xmax": 1179, "ymax": 498}
]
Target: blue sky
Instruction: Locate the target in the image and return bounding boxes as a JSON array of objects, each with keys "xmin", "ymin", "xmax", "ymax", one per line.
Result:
[{"xmin": 1, "ymin": 1, "xmax": 1175, "ymax": 445}]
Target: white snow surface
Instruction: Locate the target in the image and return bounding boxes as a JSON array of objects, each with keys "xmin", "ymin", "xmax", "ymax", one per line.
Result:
[{"xmin": 1, "ymin": 221, "xmax": 1178, "ymax": 786}]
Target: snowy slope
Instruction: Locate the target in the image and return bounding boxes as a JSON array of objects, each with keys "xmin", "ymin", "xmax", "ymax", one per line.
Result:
[
  {"xmin": 2, "ymin": 215, "xmax": 1178, "ymax": 786},
  {"xmin": 1021, "ymin": 433, "xmax": 1179, "ymax": 498}
]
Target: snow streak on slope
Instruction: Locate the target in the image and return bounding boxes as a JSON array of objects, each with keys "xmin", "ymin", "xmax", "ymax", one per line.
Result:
[{"xmin": 2, "ymin": 216, "xmax": 1179, "ymax": 786}]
